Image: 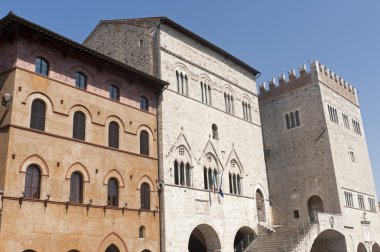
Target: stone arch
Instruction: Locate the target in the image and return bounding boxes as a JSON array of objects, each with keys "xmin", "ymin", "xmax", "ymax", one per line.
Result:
[
  {"xmin": 136, "ymin": 124, "xmax": 155, "ymax": 140},
  {"xmin": 256, "ymin": 189, "xmax": 266, "ymax": 222},
  {"xmin": 357, "ymin": 242, "xmax": 367, "ymax": 252},
  {"xmin": 202, "ymin": 152, "xmax": 221, "ymax": 171},
  {"xmin": 199, "ymin": 74, "xmax": 213, "ymax": 86},
  {"xmin": 65, "ymin": 162, "xmax": 90, "ymax": 182},
  {"xmin": 308, "ymin": 195, "xmax": 324, "ymax": 223},
  {"xmin": 137, "ymin": 175, "xmax": 155, "ymax": 192},
  {"xmin": 24, "ymin": 92, "xmax": 55, "ymax": 113},
  {"xmin": 104, "ymin": 115, "xmax": 126, "ymax": 133},
  {"xmin": 174, "ymin": 144, "xmax": 192, "ymax": 165},
  {"xmin": 188, "ymin": 224, "xmax": 221, "ymax": 252},
  {"xmin": 229, "ymin": 158, "xmax": 242, "ymax": 174},
  {"xmin": 20, "ymin": 154, "xmax": 49, "ymax": 176},
  {"xmin": 174, "ymin": 62, "xmax": 189, "ymax": 75},
  {"xmin": 103, "ymin": 169, "xmax": 125, "ymax": 188},
  {"xmin": 97, "ymin": 232, "xmax": 128, "ymax": 252},
  {"xmin": 373, "ymin": 243, "xmax": 380, "ymax": 252},
  {"xmin": 68, "ymin": 104, "xmax": 93, "ymax": 122},
  {"xmin": 223, "ymin": 84, "xmax": 235, "ymax": 96},
  {"xmin": 30, "ymin": 47, "xmax": 57, "ymax": 65},
  {"xmin": 233, "ymin": 226, "xmax": 256, "ymax": 252},
  {"xmin": 241, "ymin": 93, "xmax": 253, "ymax": 104},
  {"xmin": 70, "ymin": 64, "xmax": 95, "ymax": 83},
  {"xmin": 310, "ymin": 229, "xmax": 347, "ymax": 252}
]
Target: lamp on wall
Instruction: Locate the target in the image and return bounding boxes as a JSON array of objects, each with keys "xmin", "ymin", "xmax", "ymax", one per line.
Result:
[{"xmin": 2, "ymin": 92, "xmax": 13, "ymax": 107}]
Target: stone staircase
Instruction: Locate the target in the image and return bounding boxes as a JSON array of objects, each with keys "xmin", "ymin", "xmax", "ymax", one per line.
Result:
[{"xmin": 244, "ymin": 222, "xmax": 318, "ymax": 252}]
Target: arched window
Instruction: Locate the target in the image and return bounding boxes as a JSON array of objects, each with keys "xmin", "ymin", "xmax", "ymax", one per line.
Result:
[
  {"xmin": 212, "ymin": 124, "xmax": 218, "ymax": 140},
  {"xmin": 24, "ymin": 165, "xmax": 41, "ymax": 199},
  {"xmin": 139, "ymin": 226, "xmax": 146, "ymax": 239},
  {"xmin": 203, "ymin": 167, "xmax": 208, "ymax": 190},
  {"xmin": 174, "ymin": 160, "xmax": 179, "ymax": 185},
  {"xmin": 256, "ymin": 190, "xmax": 266, "ymax": 222},
  {"xmin": 35, "ymin": 57, "xmax": 48, "ymax": 76},
  {"xmin": 105, "ymin": 244, "xmax": 120, "ymax": 252},
  {"xmin": 213, "ymin": 169, "xmax": 218, "ymax": 188},
  {"xmin": 140, "ymin": 96, "xmax": 149, "ymax": 111},
  {"xmin": 233, "ymin": 174, "xmax": 237, "ymax": 194},
  {"xmin": 295, "ymin": 110, "xmax": 300, "ymax": 126},
  {"xmin": 73, "ymin": 111, "xmax": 86, "ymax": 140},
  {"xmin": 185, "ymin": 163, "xmax": 191, "ymax": 186},
  {"xmin": 140, "ymin": 130, "xmax": 149, "ymax": 156},
  {"xmin": 180, "ymin": 162, "xmax": 185, "ymax": 185},
  {"xmin": 70, "ymin": 172, "xmax": 83, "ymax": 203},
  {"xmin": 224, "ymin": 92, "xmax": 234, "ymax": 114},
  {"xmin": 75, "ymin": 72, "xmax": 87, "ymax": 89},
  {"xmin": 108, "ymin": 121, "xmax": 119, "ymax": 149},
  {"xmin": 285, "ymin": 114, "xmax": 291, "ymax": 129},
  {"xmin": 229, "ymin": 172, "xmax": 233, "ymax": 193},
  {"xmin": 30, "ymin": 99, "xmax": 46, "ymax": 131},
  {"xmin": 140, "ymin": 182, "xmax": 150, "ymax": 210},
  {"xmin": 109, "ymin": 85, "xmax": 120, "ymax": 100},
  {"xmin": 208, "ymin": 168, "xmax": 213, "ymax": 190},
  {"xmin": 237, "ymin": 175, "xmax": 241, "ymax": 195},
  {"xmin": 176, "ymin": 71, "xmax": 187, "ymax": 95},
  {"xmin": 107, "ymin": 178, "xmax": 119, "ymax": 207}
]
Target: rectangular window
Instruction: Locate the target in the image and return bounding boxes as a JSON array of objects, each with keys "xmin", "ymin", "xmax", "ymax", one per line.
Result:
[
  {"xmin": 327, "ymin": 104, "xmax": 339, "ymax": 124},
  {"xmin": 285, "ymin": 110, "xmax": 301, "ymax": 129},
  {"xmin": 358, "ymin": 194, "xmax": 365, "ymax": 209},
  {"xmin": 344, "ymin": 191, "xmax": 354, "ymax": 207},
  {"xmin": 342, "ymin": 113, "xmax": 350, "ymax": 129},
  {"xmin": 352, "ymin": 119, "xmax": 362, "ymax": 135},
  {"xmin": 349, "ymin": 150, "xmax": 355, "ymax": 163},
  {"xmin": 293, "ymin": 210, "xmax": 300, "ymax": 219}
]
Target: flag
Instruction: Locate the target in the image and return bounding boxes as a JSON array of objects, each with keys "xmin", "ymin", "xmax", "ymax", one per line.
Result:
[{"xmin": 219, "ymin": 172, "xmax": 224, "ymax": 197}]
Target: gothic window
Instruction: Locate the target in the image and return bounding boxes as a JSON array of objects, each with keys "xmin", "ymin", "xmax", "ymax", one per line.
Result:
[
  {"xmin": 174, "ymin": 160, "xmax": 179, "ymax": 185},
  {"xmin": 344, "ymin": 191, "xmax": 354, "ymax": 207},
  {"xmin": 342, "ymin": 113, "xmax": 350, "ymax": 129},
  {"xmin": 229, "ymin": 172, "xmax": 232, "ymax": 193},
  {"xmin": 369, "ymin": 198, "xmax": 376, "ymax": 212},
  {"xmin": 185, "ymin": 163, "xmax": 191, "ymax": 186},
  {"xmin": 208, "ymin": 168, "xmax": 213, "ymax": 190},
  {"xmin": 327, "ymin": 104, "xmax": 339, "ymax": 124},
  {"xmin": 242, "ymin": 101, "xmax": 252, "ymax": 122},
  {"xmin": 35, "ymin": 57, "xmax": 48, "ymax": 76},
  {"xmin": 30, "ymin": 99, "xmax": 46, "ymax": 131},
  {"xmin": 285, "ymin": 114, "xmax": 291, "ymax": 129},
  {"xmin": 109, "ymin": 84, "xmax": 120, "ymax": 100},
  {"xmin": 140, "ymin": 130, "xmax": 149, "ymax": 156},
  {"xmin": 73, "ymin": 111, "xmax": 86, "ymax": 140},
  {"xmin": 352, "ymin": 119, "xmax": 362, "ymax": 135},
  {"xmin": 349, "ymin": 150, "xmax": 355, "ymax": 163},
  {"xmin": 108, "ymin": 121, "xmax": 120, "ymax": 149},
  {"xmin": 176, "ymin": 70, "xmax": 188, "ymax": 95},
  {"xmin": 232, "ymin": 174, "xmax": 237, "ymax": 194},
  {"xmin": 70, "ymin": 172, "xmax": 83, "ymax": 203},
  {"xmin": 358, "ymin": 194, "xmax": 365, "ymax": 209},
  {"xmin": 107, "ymin": 177, "xmax": 119, "ymax": 207},
  {"xmin": 204, "ymin": 167, "xmax": 208, "ymax": 190},
  {"xmin": 224, "ymin": 92, "xmax": 234, "ymax": 115},
  {"xmin": 139, "ymin": 226, "xmax": 146, "ymax": 239},
  {"xmin": 180, "ymin": 162, "xmax": 185, "ymax": 185},
  {"xmin": 24, "ymin": 164, "xmax": 41, "ymax": 199},
  {"xmin": 212, "ymin": 124, "xmax": 219, "ymax": 140},
  {"xmin": 256, "ymin": 190, "xmax": 266, "ymax": 222},
  {"xmin": 237, "ymin": 175, "xmax": 241, "ymax": 195},
  {"xmin": 201, "ymin": 82, "xmax": 211, "ymax": 105},
  {"xmin": 295, "ymin": 110, "xmax": 300, "ymax": 126},
  {"xmin": 285, "ymin": 110, "xmax": 301, "ymax": 129},
  {"xmin": 140, "ymin": 182, "xmax": 150, "ymax": 210},
  {"xmin": 75, "ymin": 72, "xmax": 87, "ymax": 89},
  {"xmin": 140, "ymin": 96, "xmax": 149, "ymax": 111}
]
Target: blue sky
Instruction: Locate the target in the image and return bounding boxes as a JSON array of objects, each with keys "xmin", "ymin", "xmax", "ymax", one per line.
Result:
[{"xmin": 1, "ymin": 1, "xmax": 379, "ymax": 196}]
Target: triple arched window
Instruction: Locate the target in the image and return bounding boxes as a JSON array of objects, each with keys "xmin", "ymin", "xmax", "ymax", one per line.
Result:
[
  {"xmin": 229, "ymin": 172, "xmax": 241, "ymax": 195},
  {"xmin": 176, "ymin": 70, "xmax": 188, "ymax": 95},
  {"xmin": 73, "ymin": 111, "xmax": 86, "ymax": 140},
  {"xmin": 140, "ymin": 182, "xmax": 150, "ymax": 210},
  {"xmin": 200, "ymin": 81, "xmax": 211, "ymax": 105},
  {"xmin": 174, "ymin": 160, "xmax": 191, "ymax": 186},
  {"xmin": 204, "ymin": 167, "xmax": 218, "ymax": 191},
  {"xmin": 70, "ymin": 172, "xmax": 83, "ymax": 203},
  {"xmin": 285, "ymin": 110, "xmax": 301, "ymax": 129},
  {"xmin": 30, "ymin": 99, "xmax": 46, "ymax": 131},
  {"xmin": 140, "ymin": 130, "xmax": 149, "ymax": 156},
  {"xmin": 35, "ymin": 57, "xmax": 49, "ymax": 76},
  {"xmin": 108, "ymin": 121, "xmax": 120, "ymax": 149},
  {"xmin": 242, "ymin": 101, "xmax": 252, "ymax": 122},
  {"xmin": 224, "ymin": 92, "xmax": 234, "ymax": 115},
  {"xmin": 107, "ymin": 177, "xmax": 119, "ymax": 207},
  {"xmin": 24, "ymin": 164, "xmax": 41, "ymax": 199},
  {"xmin": 75, "ymin": 72, "xmax": 87, "ymax": 89}
]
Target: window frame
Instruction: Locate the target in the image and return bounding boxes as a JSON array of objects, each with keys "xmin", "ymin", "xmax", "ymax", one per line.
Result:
[
  {"xmin": 35, "ymin": 57, "xmax": 49, "ymax": 76},
  {"xmin": 107, "ymin": 177, "xmax": 119, "ymax": 207},
  {"xmin": 73, "ymin": 111, "xmax": 86, "ymax": 140},
  {"xmin": 30, "ymin": 99, "xmax": 46, "ymax": 131},
  {"xmin": 70, "ymin": 171, "xmax": 84, "ymax": 203},
  {"xmin": 109, "ymin": 84, "xmax": 120, "ymax": 101},
  {"xmin": 24, "ymin": 164, "xmax": 41, "ymax": 199},
  {"xmin": 75, "ymin": 72, "xmax": 87, "ymax": 89}
]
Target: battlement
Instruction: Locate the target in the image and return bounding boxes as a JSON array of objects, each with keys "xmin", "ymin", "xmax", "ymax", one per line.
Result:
[{"xmin": 259, "ymin": 60, "xmax": 358, "ymax": 105}]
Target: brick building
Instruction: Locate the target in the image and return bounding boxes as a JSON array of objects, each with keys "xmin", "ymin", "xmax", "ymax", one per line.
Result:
[{"xmin": 0, "ymin": 13, "xmax": 166, "ymax": 252}]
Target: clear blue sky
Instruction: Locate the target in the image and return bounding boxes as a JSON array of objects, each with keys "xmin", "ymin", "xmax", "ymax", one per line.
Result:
[{"xmin": 1, "ymin": 1, "xmax": 379, "ymax": 196}]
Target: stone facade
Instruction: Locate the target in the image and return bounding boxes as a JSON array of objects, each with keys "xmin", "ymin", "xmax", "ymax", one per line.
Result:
[
  {"xmin": 0, "ymin": 13, "xmax": 165, "ymax": 252},
  {"xmin": 85, "ymin": 17, "xmax": 270, "ymax": 252},
  {"xmin": 258, "ymin": 61, "xmax": 380, "ymax": 252}
]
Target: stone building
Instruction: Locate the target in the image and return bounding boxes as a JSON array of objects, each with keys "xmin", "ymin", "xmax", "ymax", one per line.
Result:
[
  {"xmin": 84, "ymin": 17, "xmax": 270, "ymax": 252},
  {"xmin": 0, "ymin": 13, "xmax": 167, "ymax": 252},
  {"xmin": 248, "ymin": 61, "xmax": 380, "ymax": 252}
]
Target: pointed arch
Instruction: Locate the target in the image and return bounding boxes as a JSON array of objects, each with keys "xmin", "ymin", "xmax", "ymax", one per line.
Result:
[
  {"xmin": 198, "ymin": 140, "xmax": 224, "ymax": 171},
  {"xmin": 97, "ymin": 232, "xmax": 128, "ymax": 252},
  {"xmin": 137, "ymin": 175, "xmax": 155, "ymax": 192},
  {"xmin": 65, "ymin": 162, "xmax": 90, "ymax": 182},
  {"xmin": 20, "ymin": 154, "xmax": 49, "ymax": 176},
  {"xmin": 103, "ymin": 169, "xmax": 125, "ymax": 188}
]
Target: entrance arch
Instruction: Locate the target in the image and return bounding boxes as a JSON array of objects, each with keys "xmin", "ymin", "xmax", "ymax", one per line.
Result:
[
  {"xmin": 308, "ymin": 195, "xmax": 324, "ymax": 223},
  {"xmin": 256, "ymin": 189, "xmax": 266, "ymax": 222},
  {"xmin": 106, "ymin": 245, "xmax": 120, "ymax": 252},
  {"xmin": 373, "ymin": 243, "xmax": 380, "ymax": 252},
  {"xmin": 310, "ymin": 229, "xmax": 347, "ymax": 252},
  {"xmin": 97, "ymin": 232, "xmax": 128, "ymax": 252},
  {"xmin": 188, "ymin": 224, "xmax": 221, "ymax": 252},
  {"xmin": 233, "ymin": 226, "xmax": 256, "ymax": 252},
  {"xmin": 357, "ymin": 242, "xmax": 367, "ymax": 252}
]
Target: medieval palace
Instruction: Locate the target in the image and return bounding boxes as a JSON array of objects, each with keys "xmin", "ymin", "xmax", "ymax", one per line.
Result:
[{"xmin": 0, "ymin": 12, "xmax": 379, "ymax": 252}]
